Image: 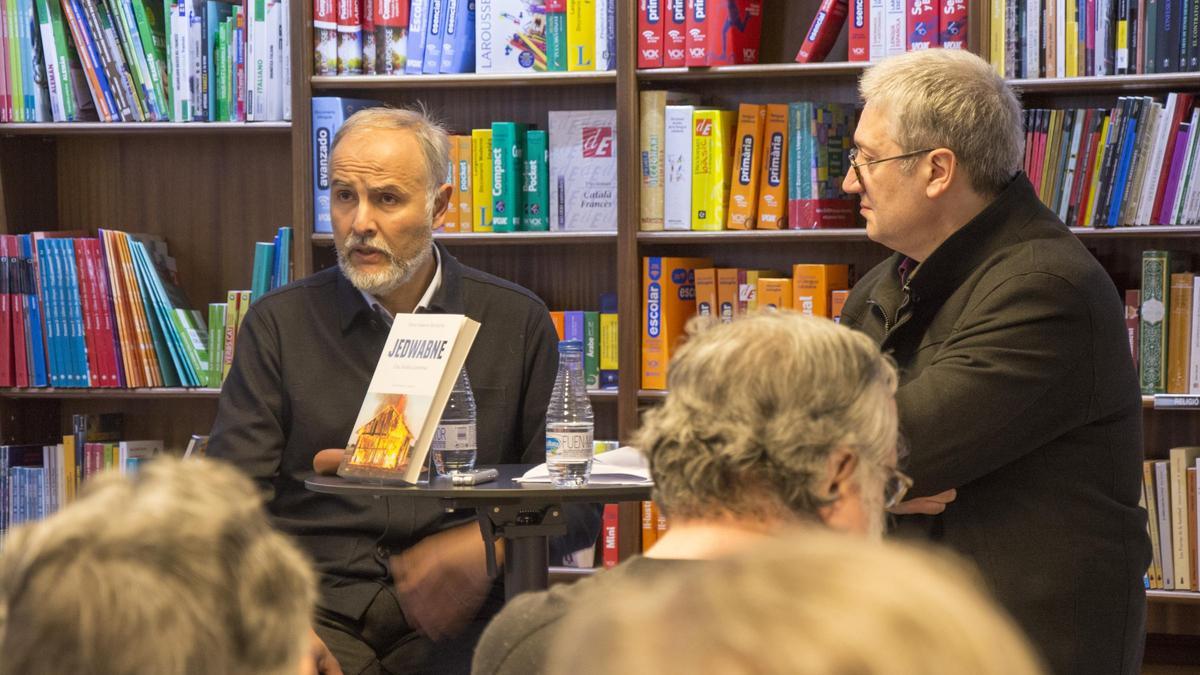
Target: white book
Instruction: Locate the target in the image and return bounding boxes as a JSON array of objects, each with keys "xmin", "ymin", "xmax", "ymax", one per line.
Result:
[
  {"xmin": 474, "ymin": 0, "xmax": 544, "ymax": 73},
  {"xmin": 36, "ymin": 9, "xmax": 65, "ymax": 121},
  {"xmin": 1056, "ymin": 0, "xmax": 1066, "ymax": 76},
  {"xmin": 267, "ymin": 0, "xmax": 283, "ymax": 120},
  {"xmin": 281, "ymin": 0, "xmax": 291, "ymax": 121},
  {"xmin": 1187, "ymin": 277, "xmax": 1200, "ymax": 394},
  {"xmin": 171, "ymin": 5, "xmax": 191, "ymax": 121},
  {"xmin": 884, "ymin": 0, "xmax": 904, "ymax": 56},
  {"xmin": 1170, "ymin": 447, "xmax": 1200, "ymax": 590},
  {"xmin": 1121, "ymin": 102, "xmax": 1162, "ymax": 226},
  {"xmin": 595, "ymin": 0, "xmax": 610, "ymax": 70},
  {"xmin": 868, "ymin": 0, "xmax": 885, "ymax": 60},
  {"xmin": 1024, "ymin": 0, "xmax": 1039, "ymax": 78},
  {"xmin": 1137, "ymin": 94, "xmax": 1178, "ymax": 226},
  {"xmin": 189, "ymin": 0, "xmax": 204, "ymax": 119},
  {"xmin": 663, "ymin": 105, "xmax": 694, "ymax": 231},
  {"xmin": 1156, "ymin": 460, "xmax": 1175, "ymax": 589},
  {"xmin": 1171, "ymin": 109, "xmax": 1200, "ymax": 225},
  {"xmin": 337, "ymin": 314, "xmax": 480, "ymax": 485},
  {"xmin": 548, "ymin": 109, "xmax": 618, "ymax": 231},
  {"xmin": 1185, "ymin": 138, "xmax": 1200, "ymax": 224}
]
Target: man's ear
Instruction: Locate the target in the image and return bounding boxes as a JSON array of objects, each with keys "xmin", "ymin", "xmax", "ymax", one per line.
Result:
[
  {"xmin": 925, "ymin": 148, "xmax": 957, "ymax": 200},
  {"xmin": 430, "ymin": 183, "xmax": 454, "ymax": 228}
]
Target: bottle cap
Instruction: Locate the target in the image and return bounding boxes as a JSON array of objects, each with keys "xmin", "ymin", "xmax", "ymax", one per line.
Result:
[{"xmin": 558, "ymin": 339, "xmax": 584, "ymax": 353}]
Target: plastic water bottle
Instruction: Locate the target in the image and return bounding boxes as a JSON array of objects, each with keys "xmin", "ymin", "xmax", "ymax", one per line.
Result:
[
  {"xmin": 546, "ymin": 340, "xmax": 594, "ymax": 487},
  {"xmin": 432, "ymin": 367, "xmax": 477, "ymax": 476}
]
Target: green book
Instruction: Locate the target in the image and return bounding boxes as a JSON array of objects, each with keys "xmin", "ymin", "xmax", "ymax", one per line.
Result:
[
  {"xmin": 1140, "ymin": 250, "xmax": 1190, "ymax": 394},
  {"xmin": 215, "ymin": 18, "xmax": 228, "ymax": 120},
  {"xmin": 251, "ymin": 242, "xmax": 274, "ymax": 302},
  {"xmin": 490, "ymin": 122, "xmax": 528, "ymax": 232},
  {"xmin": 522, "ymin": 129, "xmax": 550, "ymax": 231},
  {"xmin": 207, "ymin": 303, "xmax": 227, "ymax": 388},
  {"xmin": 546, "ymin": 6, "xmax": 567, "ymax": 72},
  {"xmin": 583, "ymin": 310, "xmax": 599, "ymax": 388},
  {"xmin": 129, "ymin": 0, "xmax": 170, "ymax": 118}
]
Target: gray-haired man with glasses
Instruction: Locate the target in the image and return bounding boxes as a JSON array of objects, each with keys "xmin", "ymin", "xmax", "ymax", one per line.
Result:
[{"xmin": 839, "ymin": 49, "xmax": 1150, "ymax": 675}]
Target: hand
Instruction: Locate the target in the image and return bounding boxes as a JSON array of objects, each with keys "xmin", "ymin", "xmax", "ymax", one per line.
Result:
[
  {"xmin": 306, "ymin": 627, "xmax": 344, "ymax": 675},
  {"xmin": 390, "ymin": 523, "xmax": 500, "ymax": 641},
  {"xmin": 888, "ymin": 488, "xmax": 957, "ymax": 515},
  {"xmin": 313, "ymin": 449, "xmax": 345, "ymax": 475}
]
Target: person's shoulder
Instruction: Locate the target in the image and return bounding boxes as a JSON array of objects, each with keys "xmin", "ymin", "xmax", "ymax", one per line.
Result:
[
  {"xmin": 458, "ymin": 264, "xmax": 549, "ymax": 311},
  {"xmin": 250, "ymin": 268, "xmax": 342, "ymax": 313}
]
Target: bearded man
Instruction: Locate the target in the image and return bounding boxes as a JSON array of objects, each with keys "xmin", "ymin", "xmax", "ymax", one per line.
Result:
[{"xmin": 209, "ymin": 107, "xmax": 593, "ymax": 675}]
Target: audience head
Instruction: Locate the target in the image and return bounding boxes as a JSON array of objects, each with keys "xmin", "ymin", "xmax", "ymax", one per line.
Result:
[
  {"xmin": 634, "ymin": 311, "xmax": 901, "ymax": 536},
  {"xmin": 329, "ymin": 106, "xmax": 453, "ymax": 297},
  {"xmin": 547, "ymin": 531, "xmax": 1046, "ymax": 675},
  {"xmin": 0, "ymin": 457, "xmax": 316, "ymax": 675}
]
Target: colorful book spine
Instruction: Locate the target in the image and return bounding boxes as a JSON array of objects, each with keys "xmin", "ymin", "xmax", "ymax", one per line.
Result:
[
  {"xmin": 1141, "ymin": 250, "xmax": 1187, "ymax": 394},
  {"xmin": 641, "ymin": 256, "xmax": 711, "ymax": 389},
  {"xmin": 684, "ymin": 0, "xmax": 706, "ymax": 65},
  {"xmin": 727, "ymin": 103, "xmax": 765, "ymax": 229},
  {"xmin": 757, "ymin": 103, "xmax": 788, "ymax": 229},
  {"xmin": 207, "ymin": 302, "xmax": 225, "ymax": 388},
  {"xmin": 637, "ymin": 0, "xmax": 663, "ymax": 67},
  {"xmin": 691, "ymin": 109, "xmax": 736, "ymax": 231},
  {"xmin": 456, "ymin": 135, "xmax": 473, "ymax": 229},
  {"xmin": 421, "ymin": 0, "xmax": 444, "ymax": 73},
  {"xmin": 663, "ymin": 0, "xmax": 685, "ymax": 65},
  {"xmin": 444, "ymin": 139, "xmax": 461, "ymax": 233},
  {"xmin": 583, "ymin": 310, "xmax": 599, "ymax": 388},
  {"xmin": 757, "ymin": 277, "xmax": 793, "ymax": 310},
  {"xmin": 374, "ymin": 0, "xmax": 409, "ymax": 74},
  {"xmin": 439, "ymin": 0, "xmax": 474, "ymax": 73},
  {"xmin": 705, "ymin": 0, "xmax": 761, "ymax": 65},
  {"xmin": 548, "ymin": 109, "xmax": 617, "ymax": 231},
  {"xmin": 471, "ymin": 128, "xmax": 494, "ymax": 232},
  {"xmin": 906, "ymin": 0, "xmax": 939, "ymax": 49},
  {"xmin": 939, "ymin": 0, "xmax": 967, "ymax": 48},
  {"xmin": 522, "ymin": 129, "xmax": 550, "ymax": 231},
  {"xmin": 848, "ymin": 0, "xmax": 869, "ymax": 60},
  {"xmin": 792, "ymin": 264, "xmax": 850, "ymax": 318},
  {"xmin": 335, "ymin": 0, "xmax": 362, "ymax": 74},
  {"xmin": 545, "ymin": 0, "xmax": 567, "ymax": 70},
  {"xmin": 477, "ymin": 0, "xmax": 547, "ymax": 72},
  {"xmin": 490, "ymin": 122, "xmax": 527, "ymax": 232},
  {"xmin": 663, "ymin": 104, "xmax": 695, "ymax": 230},
  {"xmin": 311, "ymin": 97, "xmax": 382, "ymax": 234},
  {"xmin": 566, "ymin": 0, "xmax": 594, "ymax": 70},
  {"xmin": 599, "ymin": 309, "xmax": 617, "ymax": 388},
  {"xmin": 795, "ymin": 0, "xmax": 848, "ymax": 62},
  {"xmin": 404, "ymin": 0, "xmax": 428, "ymax": 73}
]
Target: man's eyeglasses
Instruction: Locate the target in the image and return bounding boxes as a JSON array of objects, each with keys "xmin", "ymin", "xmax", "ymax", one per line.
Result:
[
  {"xmin": 881, "ymin": 465, "xmax": 914, "ymax": 509},
  {"xmin": 847, "ymin": 147, "xmax": 936, "ymax": 186}
]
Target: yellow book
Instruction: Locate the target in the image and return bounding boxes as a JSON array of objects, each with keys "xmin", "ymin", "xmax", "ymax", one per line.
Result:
[
  {"xmin": 727, "ymin": 104, "xmax": 766, "ymax": 229},
  {"xmin": 990, "ymin": 0, "xmax": 1005, "ymax": 74},
  {"xmin": 1065, "ymin": 0, "xmax": 1078, "ymax": 77},
  {"xmin": 456, "ymin": 135, "xmax": 473, "ymax": 231},
  {"xmin": 471, "ymin": 129, "xmax": 494, "ymax": 232},
  {"xmin": 599, "ymin": 313, "xmax": 618, "ymax": 371},
  {"xmin": 691, "ymin": 109, "xmax": 736, "ymax": 231},
  {"xmin": 567, "ymin": 0, "xmax": 595, "ymax": 71},
  {"xmin": 1082, "ymin": 117, "xmax": 1112, "ymax": 227}
]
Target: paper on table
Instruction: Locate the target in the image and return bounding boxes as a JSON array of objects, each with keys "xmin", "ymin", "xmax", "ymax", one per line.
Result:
[{"xmin": 516, "ymin": 445, "xmax": 653, "ymax": 485}]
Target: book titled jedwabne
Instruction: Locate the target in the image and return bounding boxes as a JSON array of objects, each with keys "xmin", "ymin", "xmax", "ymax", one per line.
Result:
[{"xmin": 337, "ymin": 314, "xmax": 479, "ymax": 484}]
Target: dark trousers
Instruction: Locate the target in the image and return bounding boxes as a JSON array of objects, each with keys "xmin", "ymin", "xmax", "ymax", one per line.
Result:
[{"xmin": 314, "ymin": 583, "xmax": 495, "ymax": 675}]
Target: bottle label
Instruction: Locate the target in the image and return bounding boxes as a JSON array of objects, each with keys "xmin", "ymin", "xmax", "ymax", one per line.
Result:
[
  {"xmin": 431, "ymin": 423, "xmax": 476, "ymax": 452},
  {"xmin": 546, "ymin": 431, "xmax": 594, "ymax": 459}
]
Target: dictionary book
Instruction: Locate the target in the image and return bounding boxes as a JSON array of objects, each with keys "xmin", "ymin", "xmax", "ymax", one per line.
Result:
[{"xmin": 338, "ymin": 314, "xmax": 480, "ymax": 484}]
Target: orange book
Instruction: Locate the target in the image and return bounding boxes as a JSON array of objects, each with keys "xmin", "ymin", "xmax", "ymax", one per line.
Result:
[
  {"xmin": 694, "ymin": 268, "xmax": 718, "ymax": 319},
  {"xmin": 742, "ymin": 269, "xmax": 784, "ymax": 313},
  {"xmin": 442, "ymin": 138, "xmax": 460, "ymax": 233},
  {"xmin": 655, "ymin": 504, "xmax": 669, "ymax": 538},
  {"xmin": 756, "ymin": 104, "xmax": 789, "ymax": 229},
  {"xmin": 792, "ymin": 264, "xmax": 850, "ymax": 318},
  {"xmin": 757, "ymin": 277, "xmax": 793, "ymax": 310},
  {"xmin": 642, "ymin": 256, "xmax": 712, "ymax": 389},
  {"xmin": 456, "ymin": 136, "xmax": 473, "ymax": 231},
  {"xmin": 641, "ymin": 500, "xmax": 658, "ymax": 552},
  {"xmin": 1167, "ymin": 273, "xmax": 1193, "ymax": 393},
  {"xmin": 716, "ymin": 268, "xmax": 741, "ymax": 322},
  {"xmin": 727, "ymin": 104, "xmax": 766, "ymax": 229},
  {"xmin": 98, "ymin": 230, "xmax": 144, "ymax": 387},
  {"xmin": 550, "ymin": 311, "xmax": 566, "ymax": 341},
  {"xmin": 831, "ymin": 289, "xmax": 850, "ymax": 323},
  {"xmin": 116, "ymin": 234, "xmax": 164, "ymax": 386}
]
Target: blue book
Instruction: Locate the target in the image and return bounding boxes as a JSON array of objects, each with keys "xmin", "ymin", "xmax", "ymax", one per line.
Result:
[
  {"xmin": 562, "ymin": 310, "xmax": 585, "ymax": 343},
  {"xmin": 1107, "ymin": 104, "xmax": 1142, "ymax": 227},
  {"xmin": 268, "ymin": 229, "xmax": 281, "ymax": 289},
  {"xmin": 405, "ymin": 0, "xmax": 430, "ymax": 73},
  {"xmin": 311, "ymin": 97, "xmax": 384, "ymax": 234},
  {"xmin": 251, "ymin": 241, "xmax": 273, "ymax": 301},
  {"xmin": 439, "ymin": 0, "xmax": 474, "ymax": 73},
  {"xmin": 127, "ymin": 239, "xmax": 185, "ymax": 386},
  {"xmin": 273, "ymin": 227, "xmax": 292, "ymax": 288},
  {"xmin": 35, "ymin": 240, "xmax": 64, "ymax": 387},
  {"xmin": 422, "ymin": 0, "xmax": 446, "ymax": 73},
  {"xmin": 68, "ymin": 0, "xmax": 121, "ymax": 120},
  {"xmin": 57, "ymin": 239, "xmax": 90, "ymax": 387},
  {"xmin": 17, "ymin": 236, "xmax": 47, "ymax": 387}
]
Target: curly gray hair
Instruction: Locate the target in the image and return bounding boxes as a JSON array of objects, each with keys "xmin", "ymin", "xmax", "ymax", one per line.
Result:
[{"xmin": 635, "ymin": 311, "xmax": 899, "ymax": 521}]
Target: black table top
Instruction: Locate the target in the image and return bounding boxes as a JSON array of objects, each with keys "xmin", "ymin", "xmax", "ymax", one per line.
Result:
[{"xmin": 305, "ymin": 464, "xmax": 653, "ymax": 506}]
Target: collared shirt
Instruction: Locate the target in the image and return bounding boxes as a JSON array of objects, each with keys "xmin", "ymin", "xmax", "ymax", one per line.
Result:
[
  {"xmin": 359, "ymin": 245, "xmax": 443, "ymax": 322},
  {"xmin": 207, "ymin": 243, "xmax": 598, "ymax": 621}
]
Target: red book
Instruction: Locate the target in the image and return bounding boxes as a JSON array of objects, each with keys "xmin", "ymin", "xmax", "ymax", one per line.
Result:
[
  {"xmin": 685, "ymin": 0, "xmax": 709, "ymax": 66},
  {"xmin": 0, "ymin": 233, "xmax": 12, "ymax": 387},
  {"xmin": 3, "ymin": 236, "xmax": 27, "ymax": 388},
  {"xmin": 73, "ymin": 239, "xmax": 102, "ymax": 388},
  {"xmin": 795, "ymin": 0, "xmax": 848, "ymax": 63},
  {"xmin": 705, "ymin": 0, "xmax": 762, "ymax": 65},
  {"xmin": 848, "ymin": 0, "xmax": 870, "ymax": 61},
  {"xmin": 1125, "ymin": 289, "xmax": 1140, "ymax": 370},
  {"xmin": 906, "ymin": 0, "xmax": 940, "ymax": 49},
  {"xmin": 638, "ymin": 0, "xmax": 664, "ymax": 68},
  {"xmin": 939, "ymin": 0, "xmax": 967, "ymax": 48},
  {"xmin": 81, "ymin": 240, "xmax": 116, "ymax": 387},
  {"xmin": 601, "ymin": 503, "xmax": 620, "ymax": 568},
  {"xmin": 1073, "ymin": 110, "xmax": 1107, "ymax": 225},
  {"xmin": 89, "ymin": 240, "xmax": 122, "ymax": 388},
  {"xmin": 664, "ymin": 0, "xmax": 687, "ymax": 66}
]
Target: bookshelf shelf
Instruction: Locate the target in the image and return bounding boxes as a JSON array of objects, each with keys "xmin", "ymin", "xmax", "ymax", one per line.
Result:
[
  {"xmin": 1071, "ymin": 226, "xmax": 1200, "ymax": 238},
  {"xmin": 636, "ymin": 62, "xmax": 869, "ymax": 82},
  {"xmin": 548, "ymin": 565, "xmax": 601, "ymax": 584},
  {"xmin": 638, "ymin": 229, "xmax": 870, "ymax": 243},
  {"xmin": 638, "ymin": 390, "xmax": 669, "ymax": 400},
  {"xmin": 588, "ymin": 389, "xmax": 619, "ymax": 400},
  {"xmin": 1147, "ymin": 590, "xmax": 1200, "ymax": 605},
  {"xmin": 1010, "ymin": 73, "xmax": 1200, "ymax": 95},
  {"xmin": 311, "ymin": 71, "xmax": 617, "ymax": 91},
  {"xmin": 0, "ymin": 388, "xmax": 222, "ymax": 400},
  {"xmin": 312, "ymin": 232, "xmax": 618, "ymax": 246},
  {"xmin": 0, "ymin": 122, "xmax": 292, "ymax": 136}
]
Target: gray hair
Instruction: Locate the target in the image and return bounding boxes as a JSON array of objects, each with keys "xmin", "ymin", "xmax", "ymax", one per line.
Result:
[
  {"xmin": 548, "ymin": 531, "xmax": 1046, "ymax": 675},
  {"xmin": 333, "ymin": 105, "xmax": 452, "ymax": 205},
  {"xmin": 634, "ymin": 311, "xmax": 899, "ymax": 521},
  {"xmin": 0, "ymin": 457, "xmax": 316, "ymax": 675},
  {"xmin": 859, "ymin": 49, "xmax": 1024, "ymax": 196}
]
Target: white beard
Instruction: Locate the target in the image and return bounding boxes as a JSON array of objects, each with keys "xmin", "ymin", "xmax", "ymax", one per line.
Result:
[{"xmin": 336, "ymin": 229, "xmax": 433, "ymax": 297}]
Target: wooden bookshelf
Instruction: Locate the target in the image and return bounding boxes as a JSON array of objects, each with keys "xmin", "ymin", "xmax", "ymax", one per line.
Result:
[
  {"xmin": 636, "ymin": 62, "xmax": 869, "ymax": 82},
  {"xmin": 311, "ymin": 71, "xmax": 617, "ymax": 90},
  {"xmin": 1009, "ymin": 73, "xmax": 1200, "ymax": 95},
  {"xmin": 312, "ymin": 231, "xmax": 619, "ymax": 246},
  {"xmin": 1148, "ymin": 591, "xmax": 1200, "ymax": 605},
  {"xmin": 0, "ymin": 122, "xmax": 292, "ymax": 136},
  {"xmin": 0, "ymin": 388, "xmax": 222, "ymax": 400}
]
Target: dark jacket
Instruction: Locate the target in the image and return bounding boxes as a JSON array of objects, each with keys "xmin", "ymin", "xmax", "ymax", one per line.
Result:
[
  {"xmin": 841, "ymin": 174, "xmax": 1151, "ymax": 675},
  {"xmin": 208, "ymin": 244, "xmax": 599, "ymax": 620}
]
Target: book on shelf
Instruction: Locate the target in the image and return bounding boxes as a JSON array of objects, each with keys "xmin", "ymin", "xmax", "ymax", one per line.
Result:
[
  {"xmin": 641, "ymin": 256, "xmax": 710, "ymax": 390},
  {"xmin": 312, "ymin": 97, "xmax": 384, "ymax": 235},
  {"xmin": 548, "ymin": 109, "xmax": 617, "ymax": 232},
  {"xmin": 1140, "ymin": 449, "xmax": 1200, "ymax": 592},
  {"xmin": 337, "ymin": 313, "xmax": 479, "ymax": 484}
]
